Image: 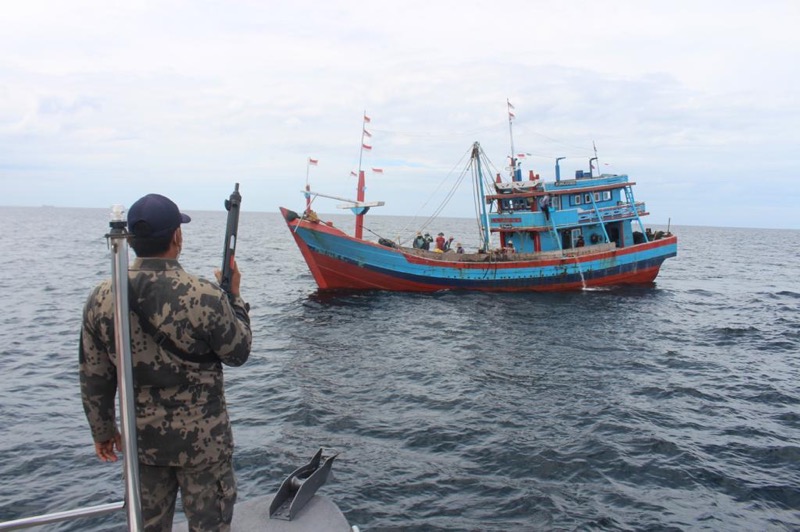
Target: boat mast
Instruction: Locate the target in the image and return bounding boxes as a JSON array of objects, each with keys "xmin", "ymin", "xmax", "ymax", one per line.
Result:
[
  {"xmin": 473, "ymin": 142, "xmax": 491, "ymax": 252},
  {"xmin": 354, "ymin": 111, "xmax": 371, "ymax": 240}
]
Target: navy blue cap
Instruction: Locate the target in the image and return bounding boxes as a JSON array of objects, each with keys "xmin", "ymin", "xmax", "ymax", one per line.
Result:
[{"xmin": 128, "ymin": 194, "xmax": 191, "ymax": 238}]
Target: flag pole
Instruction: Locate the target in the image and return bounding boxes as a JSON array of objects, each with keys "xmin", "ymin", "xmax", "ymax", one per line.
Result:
[
  {"xmin": 355, "ymin": 111, "xmax": 371, "ymax": 240},
  {"xmin": 358, "ymin": 111, "xmax": 367, "ymax": 177}
]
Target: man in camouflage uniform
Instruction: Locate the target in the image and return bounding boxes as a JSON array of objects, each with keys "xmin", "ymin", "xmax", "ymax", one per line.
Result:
[{"xmin": 80, "ymin": 193, "xmax": 252, "ymax": 531}]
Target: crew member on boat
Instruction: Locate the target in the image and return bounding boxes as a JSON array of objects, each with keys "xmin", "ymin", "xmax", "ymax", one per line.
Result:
[
  {"xmin": 435, "ymin": 232, "xmax": 446, "ymax": 251},
  {"xmin": 422, "ymin": 233, "xmax": 433, "ymax": 250},
  {"xmin": 412, "ymin": 232, "xmax": 425, "ymax": 249},
  {"xmin": 79, "ymin": 193, "xmax": 252, "ymax": 531},
  {"xmin": 538, "ymin": 194, "xmax": 552, "ymax": 220}
]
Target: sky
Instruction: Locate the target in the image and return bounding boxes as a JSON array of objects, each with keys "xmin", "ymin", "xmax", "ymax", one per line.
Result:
[{"xmin": 1, "ymin": 0, "xmax": 798, "ymax": 229}]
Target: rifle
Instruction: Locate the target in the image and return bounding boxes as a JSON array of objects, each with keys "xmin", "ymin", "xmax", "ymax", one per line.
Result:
[{"xmin": 219, "ymin": 183, "xmax": 242, "ymax": 294}]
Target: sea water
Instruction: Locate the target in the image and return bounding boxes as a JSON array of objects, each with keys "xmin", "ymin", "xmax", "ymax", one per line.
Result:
[{"xmin": 0, "ymin": 207, "xmax": 798, "ymax": 531}]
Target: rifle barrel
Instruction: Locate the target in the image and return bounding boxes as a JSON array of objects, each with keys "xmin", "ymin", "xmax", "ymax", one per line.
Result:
[{"xmin": 220, "ymin": 183, "xmax": 241, "ymax": 294}]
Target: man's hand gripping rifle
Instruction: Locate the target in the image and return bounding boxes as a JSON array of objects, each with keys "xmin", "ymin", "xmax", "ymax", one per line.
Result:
[{"xmin": 219, "ymin": 183, "xmax": 242, "ymax": 298}]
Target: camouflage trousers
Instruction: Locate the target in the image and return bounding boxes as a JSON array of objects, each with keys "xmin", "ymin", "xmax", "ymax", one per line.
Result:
[{"xmin": 138, "ymin": 458, "xmax": 236, "ymax": 531}]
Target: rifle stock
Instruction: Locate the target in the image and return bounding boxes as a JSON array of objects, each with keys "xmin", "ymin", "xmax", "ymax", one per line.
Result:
[{"xmin": 220, "ymin": 183, "xmax": 241, "ymax": 294}]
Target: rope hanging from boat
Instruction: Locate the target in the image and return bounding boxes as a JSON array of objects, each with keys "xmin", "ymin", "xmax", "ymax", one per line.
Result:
[
  {"xmin": 393, "ymin": 144, "xmax": 474, "ymax": 244},
  {"xmin": 354, "ymin": 138, "xmax": 504, "ymax": 249},
  {"xmin": 395, "ymin": 143, "xmax": 503, "ymax": 249}
]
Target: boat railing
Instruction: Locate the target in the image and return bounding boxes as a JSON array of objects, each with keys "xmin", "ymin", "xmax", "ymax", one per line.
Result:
[
  {"xmin": 401, "ymin": 243, "xmax": 616, "ymax": 262},
  {"xmin": 576, "ymin": 202, "xmax": 646, "ymax": 224},
  {"xmin": 0, "ymin": 205, "xmax": 141, "ymax": 531},
  {"xmin": 0, "ymin": 502, "xmax": 126, "ymax": 530},
  {"xmin": 551, "ymin": 173, "xmax": 629, "ymax": 187},
  {"xmin": 489, "ymin": 201, "xmax": 645, "ymax": 231}
]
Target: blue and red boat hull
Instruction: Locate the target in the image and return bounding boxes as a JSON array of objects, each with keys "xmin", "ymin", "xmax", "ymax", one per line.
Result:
[{"xmin": 281, "ymin": 208, "xmax": 677, "ymax": 292}]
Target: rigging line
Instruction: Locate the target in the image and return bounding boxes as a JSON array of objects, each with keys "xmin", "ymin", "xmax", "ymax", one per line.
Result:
[
  {"xmin": 394, "ymin": 145, "xmax": 474, "ymax": 238},
  {"xmin": 477, "ymin": 149, "xmax": 504, "ymax": 182},
  {"xmin": 479, "ymin": 151, "xmax": 500, "ymax": 191},
  {"xmin": 423, "ymin": 164, "xmax": 468, "ymax": 224},
  {"xmin": 361, "ymin": 224, "xmax": 389, "ymax": 241},
  {"xmin": 409, "ymin": 169, "xmax": 468, "ymax": 243}
]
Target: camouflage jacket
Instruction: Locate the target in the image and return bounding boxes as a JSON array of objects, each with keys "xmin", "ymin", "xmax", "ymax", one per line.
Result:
[{"xmin": 80, "ymin": 258, "xmax": 252, "ymax": 467}]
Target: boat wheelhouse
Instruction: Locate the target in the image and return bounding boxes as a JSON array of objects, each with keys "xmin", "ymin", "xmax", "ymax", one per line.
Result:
[{"xmin": 486, "ymin": 157, "xmax": 662, "ymax": 255}]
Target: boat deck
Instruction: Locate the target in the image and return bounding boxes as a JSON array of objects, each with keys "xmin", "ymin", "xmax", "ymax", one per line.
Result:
[{"xmin": 399, "ymin": 242, "xmax": 618, "ymax": 262}]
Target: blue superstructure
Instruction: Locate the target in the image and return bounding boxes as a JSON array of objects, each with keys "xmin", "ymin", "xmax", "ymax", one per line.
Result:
[{"xmin": 487, "ymin": 166, "xmax": 655, "ymax": 255}]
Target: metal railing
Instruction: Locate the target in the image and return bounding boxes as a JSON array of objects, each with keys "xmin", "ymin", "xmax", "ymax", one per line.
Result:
[{"xmin": 0, "ymin": 205, "xmax": 142, "ymax": 531}]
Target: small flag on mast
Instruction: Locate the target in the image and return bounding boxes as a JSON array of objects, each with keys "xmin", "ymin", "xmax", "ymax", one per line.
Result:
[
  {"xmin": 363, "ymin": 129, "xmax": 372, "ymax": 138},
  {"xmin": 350, "ymin": 171, "xmax": 358, "ymax": 177},
  {"xmin": 364, "ymin": 114, "xmax": 371, "ymax": 123},
  {"xmin": 308, "ymin": 158, "xmax": 318, "ymax": 166},
  {"xmin": 507, "ymin": 100, "xmax": 515, "ymax": 119},
  {"xmin": 372, "ymin": 168, "xmax": 383, "ymax": 174},
  {"xmin": 362, "ymin": 143, "xmax": 372, "ymax": 150}
]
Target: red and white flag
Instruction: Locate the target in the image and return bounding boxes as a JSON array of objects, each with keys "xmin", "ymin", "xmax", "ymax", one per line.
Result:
[
  {"xmin": 508, "ymin": 100, "xmax": 515, "ymax": 119},
  {"xmin": 308, "ymin": 158, "xmax": 318, "ymax": 166},
  {"xmin": 363, "ymin": 129, "xmax": 372, "ymax": 138},
  {"xmin": 363, "ymin": 114, "xmax": 371, "ymax": 123},
  {"xmin": 372, "ymin": 168, "xmax": 383, "ymax": 174},
  {"xmin": 362, "ymin": 143, "xmax": 372, "ymax": 150},
  {"xmin": 350, "ymin": 171, "xmax": 358, "ymax": 177},
  {"xmin": 507, "ymin": 100, "xmax": 515, "ymax": 110},
  {"xmin": 516, "ymin": 153, "xmax": 526, "ymax": 159}
]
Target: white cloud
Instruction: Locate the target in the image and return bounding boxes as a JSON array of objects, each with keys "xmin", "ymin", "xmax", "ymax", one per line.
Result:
[{"xmin": 0, "ymin": 0, "xmax": 798, "ymax": 229}]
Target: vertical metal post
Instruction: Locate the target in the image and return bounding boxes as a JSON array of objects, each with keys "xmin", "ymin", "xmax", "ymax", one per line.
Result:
[
  {"xmin": 555, "ymin": 157, "xmax": 565, "ymax": 182},
  {"xmin": 354, "ymin": 170, "xmax": 366, "ymax": 240},
  {"xmin": 107, "ymin": 205, "xmax": 144, "ymax": 531},
  {"xmin": 473, "ymin": 142, "xmax": 491, "ymax": 253}
]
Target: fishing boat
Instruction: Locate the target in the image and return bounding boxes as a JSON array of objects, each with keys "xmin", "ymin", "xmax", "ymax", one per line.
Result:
[{"xmin": 282, "ymin": 111, "xmax": 677, "ymax": 292}]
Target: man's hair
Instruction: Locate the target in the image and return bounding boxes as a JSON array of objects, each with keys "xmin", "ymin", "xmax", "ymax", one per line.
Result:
[{"xmin": 129, "ymin": 221, "xmax": 173, "ymax": 257}]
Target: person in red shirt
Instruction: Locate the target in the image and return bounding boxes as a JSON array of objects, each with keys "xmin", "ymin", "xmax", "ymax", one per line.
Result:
[{"xmin": 435, "ymin": 232, "xmax": 446, "ymax": 251}]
